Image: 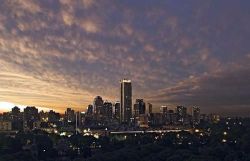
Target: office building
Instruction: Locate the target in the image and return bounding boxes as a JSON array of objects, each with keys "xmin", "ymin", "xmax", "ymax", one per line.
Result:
[
  {"xmin": 192, "ymin": 106, "xmax": 200, "ymax": 125},
  {"xmin": 166, "ymin": 110, "xmax": 177, "ymax": 125},
  {"xmin": 11, "ymin": 106, "xmax": 20, "ymax": 118},
  {"xmin": 86, "ymin": 104, "xmax": 94, "ymax": 115},
  {"xmin": 114, "ymin": 101, "xmax": 120, "ymax": 120},
  {"xmin": 11, "ymin": 106, "xmax": 23, "ymax": 130},
  {"xmin": 148, "ymin": 103, "xmax": 153, "ymax": 114},
  {"xmin": 120, "ymin": 79, "xmax": 132, "ymax": 123},
  {"xmin": 148, "ymin": 113, "xmax": 164, "ymax": 127},
  {"xmin": 134, "ymin": 99, "xmax": 146, "ymax": 117},
  {"xmin": 65, "ymin": 108, "xmax": 75, "ymax": 123},
  {"xmin": 93, "ymin": 96, "xmax": 103, "ymax": 115},
  {"xmin": 23, "ymin": 106, "xmax": 39, "ymax": 130},
  {"xmin": 161, "ymin": 106, "xmax": 168, "ymax": 114},
  {"xmin": 103, "ymin": 101, "xmax": 113, "ymax": 119},
  {"xmin": 48, "ymin": 110, "xmax": 60, "ymax": 123},
  {"xmin": 176, "ymin": 106, "xmax": 187, "ymax": 124}
]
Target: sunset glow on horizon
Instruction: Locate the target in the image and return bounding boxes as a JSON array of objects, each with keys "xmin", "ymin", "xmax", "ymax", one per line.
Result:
[{"xmin": 0, "ymin": 101, "xmax": 53, "ymax": 113}]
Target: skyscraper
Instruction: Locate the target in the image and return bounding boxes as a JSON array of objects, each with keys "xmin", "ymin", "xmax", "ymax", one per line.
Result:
[
  {"xmin": 48, "ymin": 110, "xmax": 60, "ymax": 123},
  {"xmin": 120, "ymin": 79, "xmax": 132, "ymax": 123},
  {"xmin": 23, "ymin": 106, "xmax": 39, "ymax": 130},
  {"xmin": 192, "ymin": 106, "xmax": 200, "ymax": 125},
  {"xmin": 93, "ymin": 96, "xmax": 103, "ymax": 115},
  {"xmin": 65, "ymin": 108, "xmax": 75, "ymax": 123},
  {"xmin": 161, "ymin": 105, "xmax": 168, "ymax": 123},
  {"xmin": 161, "ymin": 106, "xmax": 168, "ymax": 115},
  {"xmin": 114, "ymin": 101, "xmax": 120, "ymax": 120},
  {"xmin": 103, "ymin": 101, "xmax": 113, "ymax": 119},
  {"xmin": 86, "ymin": 104, "xmax": 94, "ymax": 115},
  {"xmin": 148, "ymin": 103, "xmax": 153, "ymax": 114},
  {"xmin": 166, "ymin": 109, "xmax": 176, "ymax": 125},
  {"xmin": 11, "ymin": 106, "xmax": 20, "ymax": 117},
  {"xmin": 176, "ymin": 106, "xmax": 187, "ymax": 124},
  {"xmin": 134, "ymin": 99, "xmax": 146, "ymax": 117},
  {"xmin": 11, "ymin": 106, "xmax": 22, "ymax": 130}
]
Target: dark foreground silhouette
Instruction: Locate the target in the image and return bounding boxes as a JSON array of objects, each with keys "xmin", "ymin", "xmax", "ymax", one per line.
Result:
[{"xmin": 0, "ymin": 118, "xmax": 250, "ymax": 161}]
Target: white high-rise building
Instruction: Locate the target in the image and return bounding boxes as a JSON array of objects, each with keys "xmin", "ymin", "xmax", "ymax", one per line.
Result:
[{"xmin": 120, "ymin": 79, "xmax": 132, "ymax": 123}]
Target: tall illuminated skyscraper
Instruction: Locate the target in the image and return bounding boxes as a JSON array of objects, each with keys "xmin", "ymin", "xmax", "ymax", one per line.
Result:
[{"xmin": 120, "ymin": 79, "xmax": 132, "ymax": 123}]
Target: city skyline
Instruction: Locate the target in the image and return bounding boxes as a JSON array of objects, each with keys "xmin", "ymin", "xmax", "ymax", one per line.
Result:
[{"xmin": 0, "ymin": 0, "xmax": 250, "ymax": 116}]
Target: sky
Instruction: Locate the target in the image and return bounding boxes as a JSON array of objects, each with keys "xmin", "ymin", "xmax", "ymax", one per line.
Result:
[{"xmin": 0, "ymin": 0, "xmax": 250, "ymax": 116}]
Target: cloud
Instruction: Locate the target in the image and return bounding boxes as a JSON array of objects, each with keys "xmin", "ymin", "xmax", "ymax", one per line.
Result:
[
  {"xmin": 82, "ymin": 0, "xmax": 95, "ymax": 9},
  {"xmin": 0, "ymin": 0, "xmax": 250, "ymax": 115},
  {"xmin": 121, "ymin": 24, "xmax": 133, "ymax": 36},
  {"xmin": 80, "ymin": 20, "xmax": 100, "ymax": 33},
  {"xmin": 199, "ymin": 48, "xmax": 210, "ymax": 61},
  {"xmin": 15, "ymin": 0, "xmax": 41, "ymax": 14},
  {"xmin": 144, "ymin": 44, "xmax": 155, "ymax": 52},
  {"xmin": 0, "ymin": 15, "xmax": 6, "ymax": 31},
  {"xmin": 61, "ymin": 10, "xmax": 75, "ymax": 26},
  {"xmin": 148, "ymin": 64, "xmax": 250, "ymax": 115},
  {"xmin": 59, "ymin": 1, "xmax": 101, "ymax": 33},
  {"xmin": 0, "ymin": 70, "xmax": 94, "ymax": 113}
]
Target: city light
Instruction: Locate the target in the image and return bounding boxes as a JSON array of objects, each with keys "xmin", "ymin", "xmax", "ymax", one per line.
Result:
[{"xmin": 195, "ymin": 129, "xmax": 200, "ymax": 133}]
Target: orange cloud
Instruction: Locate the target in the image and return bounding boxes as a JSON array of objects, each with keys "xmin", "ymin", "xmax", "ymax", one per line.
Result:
[{"xmin": 80, "ymin": 20, "xmax": 100, "ymax": 33}]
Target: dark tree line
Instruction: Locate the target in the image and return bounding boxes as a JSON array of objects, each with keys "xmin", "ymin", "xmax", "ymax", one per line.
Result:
[{"xmin": 0, "ymin": 118, "xmax": 250, "ymax": 161}]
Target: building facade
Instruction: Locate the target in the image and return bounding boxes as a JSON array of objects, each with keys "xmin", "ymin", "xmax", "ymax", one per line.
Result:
[
  {"xmin": 148, "ymin": 103, "xmax": 153, "ymax": 114},
  {"xmin": 192, "ymin": 106, "xmax": 201, "ymax": 125},
  {"xmin": 134, "ymin": 99, "xmax": 146, "ymax": 117},
  {"xmin": 93, "ymin": 96, "xmax": 103, "ymax": 116},
  {"xmin": 114, "ymin": 101, "xmax": 120, "ymax": 120},
  {"xmin": 120, "ymin": 79, "xmax": 132, "ymax": 123}
]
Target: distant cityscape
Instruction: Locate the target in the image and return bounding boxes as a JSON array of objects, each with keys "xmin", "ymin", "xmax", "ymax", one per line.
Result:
[
  {"xmin": 2, "ymin": 79, "xmax": 249, "ymax": 161},
  {"xmin": 0, "ymin": 70, "xmax": 248, "ymax": 160},
  {"xmin": 0, "ymin": 79, "xmax": 221, "ymax": 134}
]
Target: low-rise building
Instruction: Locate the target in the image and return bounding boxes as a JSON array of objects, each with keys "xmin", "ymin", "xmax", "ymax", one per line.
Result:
[{"xmin": 0, "ymin": 121, "xmax": 12, "ymax": 131}]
